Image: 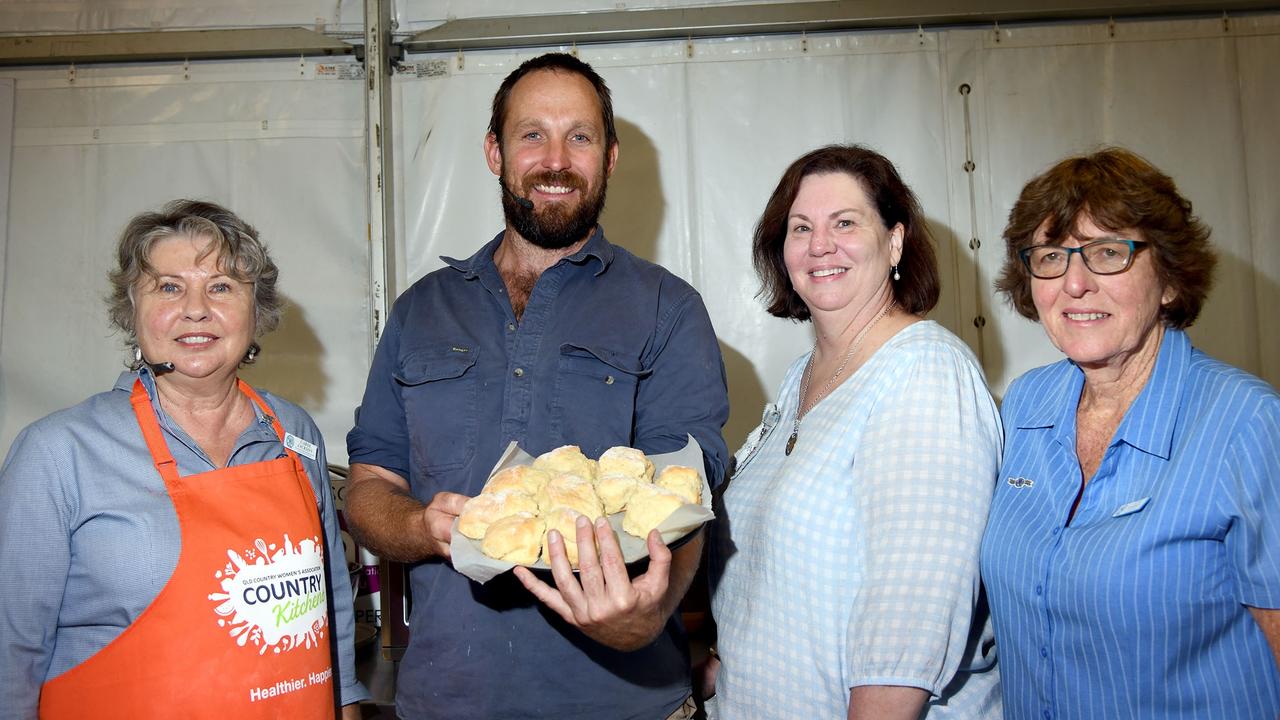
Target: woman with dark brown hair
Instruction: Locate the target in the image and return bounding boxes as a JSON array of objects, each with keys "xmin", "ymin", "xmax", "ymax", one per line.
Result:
[
  {"xmin": 706, "ymin": 145, "xmax": 1002, "ymax": 719},
  {"xmin": 981, "ymin": 147, "xmax": 1280, "ymax": 719}
]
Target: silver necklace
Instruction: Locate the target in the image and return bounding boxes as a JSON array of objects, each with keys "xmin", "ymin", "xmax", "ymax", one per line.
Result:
[{"xmin": 785, "ymin": 301, "xmax": 895, "ymax": 456}]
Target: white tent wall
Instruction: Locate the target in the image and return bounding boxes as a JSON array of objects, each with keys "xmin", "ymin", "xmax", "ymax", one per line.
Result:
[
  {"xmin": 0, "ymin": 79, "xmax": 11, "ymax": 352},
  {"xmin": 396, "ymin": 13, "xmax": 1280, "ymax": 449},
  {"xmin": 0, "ymin": 59, "xmax": 371, "ymax": 460},
  {"xmin": 2, "ymin": 11, "xmax": 1278, "ymax": 461},
  {"xmin": 0, "ymin": 0, "xmax": 808, "ymax": 35}
]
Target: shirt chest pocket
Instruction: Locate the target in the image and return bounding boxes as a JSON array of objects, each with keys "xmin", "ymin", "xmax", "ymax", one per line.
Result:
[
  {"xmin": 395, "ymin": 346, "xmax": 479, "ymax": 473},
  {"xmin": 550, "ymin": 343, "xmax": 650, "ymax": 457}
]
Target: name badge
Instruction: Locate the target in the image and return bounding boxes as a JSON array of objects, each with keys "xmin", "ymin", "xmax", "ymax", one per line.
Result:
[
  {"xmin": 283, "ymin": 433, "xmax": 318, "ymax": 461},
  {"xmin": 1112, "ymin": 497, "xmax": 1150, "ymax": 518}
]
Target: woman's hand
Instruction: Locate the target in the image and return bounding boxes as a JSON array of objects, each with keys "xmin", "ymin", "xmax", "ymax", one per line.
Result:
[{"xmin": 694, "ymin": 651, "xmax": 720, "ymax": 700}]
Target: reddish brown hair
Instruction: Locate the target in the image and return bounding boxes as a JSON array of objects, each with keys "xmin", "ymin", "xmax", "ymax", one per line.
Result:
[
  {"xmin": 752, "ymin": 145, "xmax": 939, "ymax": 320},
  {"xmin": 996, "ymin": 147, "xmax": 1215, "ymax": 329}
]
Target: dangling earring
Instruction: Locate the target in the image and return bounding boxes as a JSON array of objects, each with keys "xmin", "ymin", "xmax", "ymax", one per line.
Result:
[
  {"xmin": 244, "ymin": 342, "xmax": 260, "ymax": 364},
  {"xmin": 133, "ymin": 345, "xmax": 143, "ymax": 367},
  {"xmin": 892, "ymin": 265, "xmax": 901, "ymax": 282}
]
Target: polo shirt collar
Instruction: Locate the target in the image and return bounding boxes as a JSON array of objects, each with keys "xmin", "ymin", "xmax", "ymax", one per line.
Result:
[{"xmin": 442, "ymin": 226, "xmax": 614, "ymax": 278}]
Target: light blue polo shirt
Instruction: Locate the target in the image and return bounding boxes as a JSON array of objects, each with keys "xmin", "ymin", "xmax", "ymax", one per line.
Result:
[{"xmin": 981, "ymin": 328, "xmax": 1280, "ymax": 719}]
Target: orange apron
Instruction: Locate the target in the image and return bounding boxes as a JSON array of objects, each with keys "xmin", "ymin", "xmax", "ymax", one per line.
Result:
[{"xmin": 39, "ymin": 380, "xmax": 336, "ymax": 719}]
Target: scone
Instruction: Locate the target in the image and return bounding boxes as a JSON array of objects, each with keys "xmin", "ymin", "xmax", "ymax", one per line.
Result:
[
  {"xmin": 598, "ymin": 446, "xmax": 654, "ymax": 482},
  {"xmin": 536, "ymin": 473, "xmax": 604, "ymax": 520},
  {"xmin": 540, "ymin": 506, "xmax": 595, "ymax": 567},
  {"xmin": 622, "ymin": 484, "xmax": 686, "ymax": 538},
  {"xmin": 596, "ymin": 472, "xmax": 640, "ymax": 514},
  {"xmin": 532, "ymin": 445, "xmax": 595, "ymax": 480},
  {"xmin": 655, "ymin": 465, "xmax": 702, "ymax": 505},
  {"xmin": 483, "ymin": 465, "xmax": 553, "ymax": 496},
  {"xmin": 457, "ymin": 489, "xmax": 539, "ymax": 540},
  {"xmin": 480, "ymin": 512, "xmax": 545, "ymax": 565}
]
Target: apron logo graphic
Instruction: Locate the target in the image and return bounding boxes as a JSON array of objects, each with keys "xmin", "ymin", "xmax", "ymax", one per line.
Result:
[{"xmin": 208, "ymin": 534, "xmax": 328, "ymax": 655}]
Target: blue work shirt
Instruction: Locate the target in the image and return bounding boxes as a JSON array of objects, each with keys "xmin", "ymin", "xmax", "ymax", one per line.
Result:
[
  {"xmin": 347, "ymin": 227, "xmax": 730, "ymax": 720},
  {"xmin": 981, "ymin": 328, "xmax": 1280, "ymax": 719}
]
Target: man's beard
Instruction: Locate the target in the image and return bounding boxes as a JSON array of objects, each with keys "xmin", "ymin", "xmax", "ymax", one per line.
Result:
[{"xmin": 501, "ymin": 168, "xmax": 608, "ymax": 250}]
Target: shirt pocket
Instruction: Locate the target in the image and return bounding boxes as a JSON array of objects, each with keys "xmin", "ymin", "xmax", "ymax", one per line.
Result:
[
  {"xmin": 395, "ymin": 345, "xmax": 479, "ymax": 473},
  {"xmin": 550, "ymin": 342, "xmax": 650, "ymax": 457}
]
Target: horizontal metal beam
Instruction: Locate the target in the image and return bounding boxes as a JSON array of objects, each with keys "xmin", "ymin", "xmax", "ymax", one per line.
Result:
[
  {"xmin": 0, "ymin": 28, "xmax": 355, "ymax": 67},
  {"xmin": 404, "ymin": 0, "xmax": 1280, "ymax": 52}
]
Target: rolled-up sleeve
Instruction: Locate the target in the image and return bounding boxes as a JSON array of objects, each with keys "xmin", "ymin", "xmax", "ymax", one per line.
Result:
[
  {"xmin": 845, "ymin": 342, "xmax": 1002, "ymax": 695},
  {"xmin": 0, "ymin": 427, "xmax": 74, "ymax": 719},
  {"xmin": 346, "ymin": 300, "xmax": 411, "ymax": 480}
]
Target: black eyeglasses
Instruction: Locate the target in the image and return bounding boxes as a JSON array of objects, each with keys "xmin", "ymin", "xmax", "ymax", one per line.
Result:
[{"xmin": 1019, "ymin": 238, "xmax": 1149, "ymax": 279}]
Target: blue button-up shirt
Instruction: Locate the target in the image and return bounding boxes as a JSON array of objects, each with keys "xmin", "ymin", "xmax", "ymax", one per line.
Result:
[
  {"xmin": 981, "ymin": 328, "xmax": 1280, "ymax": 719},
  {"xmin": 347, "ymin": 227, "xmax": 730, "ymax": 720}
]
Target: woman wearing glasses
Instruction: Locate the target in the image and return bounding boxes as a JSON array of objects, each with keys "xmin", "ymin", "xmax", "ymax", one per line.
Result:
[{"xmin": 981, "ymin": 147, "xmax": 1280, "ymax": 719}]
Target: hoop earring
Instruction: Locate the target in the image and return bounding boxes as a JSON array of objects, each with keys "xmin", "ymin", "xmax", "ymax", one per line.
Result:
[{"xmin": 892, "ymin": 265, "xmax": 901, "ymax": 282}]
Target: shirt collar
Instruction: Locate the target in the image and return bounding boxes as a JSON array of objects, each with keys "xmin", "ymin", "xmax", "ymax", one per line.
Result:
[
  {"xmin": 113, "ymin": 368, "xmax": 279, "ymax": 440},
  {"xmin": 442, "ymin": 225, "xmax": 614, "ymax": 278},
  {"xmin": 1013, "ymin": 326, "xmax": 1186, "ymax": 460},
  {"xmin": 1110, "ymin": 327, "xmax": 1186, "ymax": 459}
]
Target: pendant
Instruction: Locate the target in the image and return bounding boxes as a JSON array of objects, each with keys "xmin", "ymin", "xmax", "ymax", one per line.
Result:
[{"xmin": 785, "ymin": 431, "xmax": 797, "ymax": 456}]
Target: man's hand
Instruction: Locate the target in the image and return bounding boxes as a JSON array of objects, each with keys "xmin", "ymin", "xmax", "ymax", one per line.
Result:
[
  {"xmin": 345, "ymin": 463, "xmax": 468, "ymax": 563},
  {"xmin": 513, "ymin": 516, "xmax": 674, "ymax": 651},
  {"xmin": 420, "ymin": 491, "xmax": 470, "ymax": 560}
]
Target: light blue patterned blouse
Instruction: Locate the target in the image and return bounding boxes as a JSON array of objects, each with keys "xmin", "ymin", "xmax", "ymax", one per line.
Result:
[{"xmin": 711, "ymin": 321, "xmax": 1003, "ymax": 719}]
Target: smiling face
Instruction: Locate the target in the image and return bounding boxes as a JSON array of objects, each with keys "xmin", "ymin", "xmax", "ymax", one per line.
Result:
[
  {"xmin": 133, "ymin": 234, "xmax": 255, "ymax": 386},
  {"xmin": 1030, "ymin": 214, "xmax": 1174, "ymax": 372},
  {"xmin": 782, "ymin": 172, "xmax": 903, "ymax": 321},
  {"xmin": 484, "ymin": 69, "xmax": 618, "ymax": 249}
]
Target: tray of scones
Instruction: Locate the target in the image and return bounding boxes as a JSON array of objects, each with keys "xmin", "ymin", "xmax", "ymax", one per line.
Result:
[{"xmin": 450, "ymin": 435, "xmax": 713, "ymax": 584}]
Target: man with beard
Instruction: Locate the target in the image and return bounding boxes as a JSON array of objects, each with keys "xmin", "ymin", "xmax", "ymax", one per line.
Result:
[{"xmin": 343, "ymin": 53, "xmax": 730, "ymax": 720}]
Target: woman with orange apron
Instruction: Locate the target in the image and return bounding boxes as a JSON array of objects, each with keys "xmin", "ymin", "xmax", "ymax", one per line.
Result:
[
  {"xmin": 0, "ymin": 201, "xmax": 365, "ymax": 718},
  {"xmin": 37, "ymin": 382, "xmax": 337, "ymax": 718}
]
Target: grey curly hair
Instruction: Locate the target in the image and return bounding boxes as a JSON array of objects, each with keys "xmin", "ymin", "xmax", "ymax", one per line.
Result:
[{"xmin": 107, "ymin": 199, "xmax": 281, "ymax": 367}]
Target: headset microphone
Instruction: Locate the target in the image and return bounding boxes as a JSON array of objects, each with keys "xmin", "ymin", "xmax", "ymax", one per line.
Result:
[{"xmin": 501, "ymin": 180, "xmax": 535, "ymax": 210}]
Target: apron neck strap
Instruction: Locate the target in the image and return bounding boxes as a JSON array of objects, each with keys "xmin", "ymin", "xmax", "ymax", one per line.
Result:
[
  {"xmin": 130, "ymin": 379, "xmax": 178, "ymax": 479},
  {"xmin": 130, "ymin": 378, "xmax": 307, "ymax": 481}
]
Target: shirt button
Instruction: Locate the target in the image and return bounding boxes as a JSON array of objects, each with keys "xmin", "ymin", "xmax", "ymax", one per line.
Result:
[
  {"xmin": 1040, "ymin": 646, "xmax": 1049, "ymax": 658},
  {"xmin": 513, "ymin": 368, "xmax": 524, "ymax": 377},
  {"xmin": 507, "ymin": 322, "xmax": 516, "ymax": 331},
  {"xmin": 1051, "ymin": 527, "xmax": 1060, "ymax": 535},
  {"xmin": 1035, "ymin": 585, "xmax": 1043, "ymax": 595},
  {"xmin": 604, "ymin": 375, "xmax": 615, "ymax": 385},
  {"xmin": 1043, "ymin": 711, "xmax": 1052, "ymax": 720}
]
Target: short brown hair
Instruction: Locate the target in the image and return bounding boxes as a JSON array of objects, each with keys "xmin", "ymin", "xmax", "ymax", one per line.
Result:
[
  {"xmin": 488, "ymin": 53, "xmax": 617, "ymax": 150},
  {"xmin": 107, "ymin": 199, "xmax": 282, "ymax": 363},
  {"xmin": 995, "ymin": 147, "xmax": 1215, "ymax": 329},
  {"xmin": 753, "ymin": 145, "xmax": 940, "ymax": 320}
]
